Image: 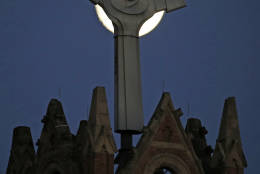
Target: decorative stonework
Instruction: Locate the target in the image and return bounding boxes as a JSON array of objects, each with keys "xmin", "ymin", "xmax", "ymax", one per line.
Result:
[
  {"xmin": 6, "ymin": 88, "xmax": 247, "ymax": 174},
  {"xmin": 115, "ymin": 92, "xmax": 204, "ymax": 174}
]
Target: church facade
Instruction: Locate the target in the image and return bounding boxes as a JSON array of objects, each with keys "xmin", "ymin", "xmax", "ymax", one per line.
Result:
[{"xmin": 6, "ymin": 87, "xmax": 247, "ymax": 174}]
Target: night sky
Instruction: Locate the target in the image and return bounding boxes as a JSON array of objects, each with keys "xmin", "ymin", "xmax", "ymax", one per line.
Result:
[{"xmin": 0, "ymin": 0, "xmax": 259, "ymax": 173}]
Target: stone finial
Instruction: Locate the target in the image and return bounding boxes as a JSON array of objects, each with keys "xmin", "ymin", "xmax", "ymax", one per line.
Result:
[
  {"xmin": 44, "ymin": 98, "xmax": 71, "ymax": 134},
  {"xmin": 76, "ymin": 120, "xmax": 93, "ymax": 152},
  {"xmin": 82, "ymin": 87, "xmax": 117, "ymax": 174},
  {"xmin": 156, "ymin": 92, "xmax": 175, "ymax": 112},
  {"xmin": 37, "ymin": 99, "xmax": 72, "ymax": 155},
  {"xmin": 77, "ymin": 120, "xmax": 89, "ymax": 139},
  {"xmin": 88, "ymin": 87, "xmax": 111, "ymax": 128},
  {"xmin": 7, "ymin": 126, "xmax": 35, "ymax": 174},
  {"xmin": 211, "ymin": 97, "xmax": 247, "ymax": 171},
  {"xmin": 88, "ymin": 87, "xmax": 117, "ymax": 154},
  {"xmin": 218, "ymin": 97, "xmax": 241, "ymax": 143},
  {"xmin": 46, "ymin": 99, "xmax": 64, "ymax": 116}
]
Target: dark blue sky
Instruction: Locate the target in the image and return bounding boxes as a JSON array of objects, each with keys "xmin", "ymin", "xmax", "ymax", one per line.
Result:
[{"xmin": 0, "ymin": 0, "xmax": 259, "ymax": 173}]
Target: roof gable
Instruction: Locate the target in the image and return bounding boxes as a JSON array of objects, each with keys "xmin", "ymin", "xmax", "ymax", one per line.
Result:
[{"xmin": 117, "ymin": 92, "xmax": 204, "ymax": 174}]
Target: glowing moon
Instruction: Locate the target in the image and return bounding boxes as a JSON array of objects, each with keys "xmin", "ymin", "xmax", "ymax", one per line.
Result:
[{"xmin": 95, "ymin": 5, "xmax": 165, "ymax": 37}]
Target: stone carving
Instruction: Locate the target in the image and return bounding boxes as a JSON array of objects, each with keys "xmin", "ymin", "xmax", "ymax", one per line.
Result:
[{"xmin": 6, "ymin": 88, "xmax": 247, "ymax": 174}]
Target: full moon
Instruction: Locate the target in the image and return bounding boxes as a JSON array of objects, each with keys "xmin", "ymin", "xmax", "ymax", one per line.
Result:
[{"xmin": 95, "ymin": 5, "xmax": 165, "ymax": 37}]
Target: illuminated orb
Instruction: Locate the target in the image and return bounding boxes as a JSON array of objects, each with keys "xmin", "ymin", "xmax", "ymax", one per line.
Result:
[{"xmin": 95, "ymin": 5, "xmax": 165, "ymax": 37}]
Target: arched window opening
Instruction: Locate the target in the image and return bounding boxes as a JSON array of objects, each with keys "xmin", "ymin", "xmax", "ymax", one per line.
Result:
[{"xmin": 154, "ymin": 167, "xmax": 176, "ymax": 174}]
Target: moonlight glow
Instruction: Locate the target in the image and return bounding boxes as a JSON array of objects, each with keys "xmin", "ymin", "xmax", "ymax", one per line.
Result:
[{"xmin": 95, "ymin": 5, "xmax": 165, "ymax": 37}]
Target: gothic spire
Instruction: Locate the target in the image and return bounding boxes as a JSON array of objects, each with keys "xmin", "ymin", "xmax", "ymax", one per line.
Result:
[
  {"xmin": 37, "ymin": 99, "xmax": 72, "ymax": 155},
  {"xmin": 88, "ymin": 87, "xmax": 111, "ymax": 129},
  {"xmin": 6, "ymin": 126, "xmax": 35, "ymax": 174},
  {"xmin": 212, "ymin": 97, "xmax": 247, "ymax": 170},
  {"xmin": 88, "ymin": 87, "xmax": 117, "ymax": 154}
]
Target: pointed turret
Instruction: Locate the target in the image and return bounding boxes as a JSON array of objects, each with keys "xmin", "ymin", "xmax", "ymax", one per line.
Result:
[
  {"xmin": 87, "ymin": 87, "xmax": 117, "ymax": 174},
  {"xmin": 75, "ymin": 120, "xmax": 93, "ymax": 174},
  {"xmin": 218, "ymin": 97, "xmax": 242, "ymax": 145},
  {"xmin": 211, "ymin": 97, "xmax": 247, "ymax": 174},
  {"xmin": 6, "ymin": 126, "xmax": 35, "ymax": 174},
  {"xmin": 76, "ymin": 120, "xmax": 92, "ymax": 151},
  {"xmin": 88, "ymin": 87, "xmax": 112, "ymax": 130},
  {"xmin": 36, "ymin": 99, "xmax": 80, "ymax": 174},
  {"xmin": 37, "ymin": 99, "xmax": 72, "ymax": 156},
  {"xmin": 88, "ymin": 87, "xmax": 117, "ymax": 153}
]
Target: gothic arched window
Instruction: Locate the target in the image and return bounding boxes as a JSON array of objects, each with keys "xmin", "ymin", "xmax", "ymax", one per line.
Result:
[{"xmin": 154, "ymin": 167, "xmax": 175, "ymax": 174}]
